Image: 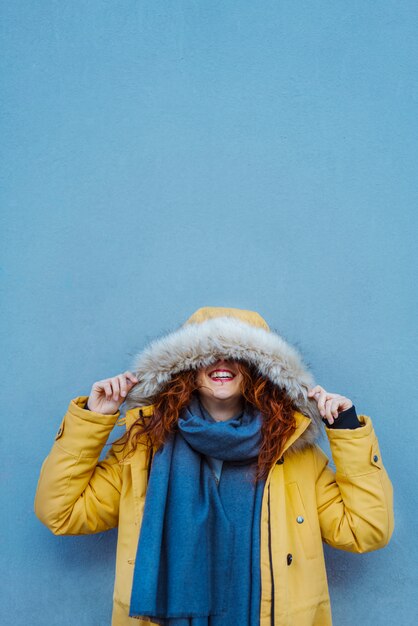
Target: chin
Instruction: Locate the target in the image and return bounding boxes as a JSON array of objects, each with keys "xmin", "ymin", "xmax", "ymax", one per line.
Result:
[
  {"xmin": 209, "ymin": 385, "xmax": 242, "ymax": 401},
  {"xmin": 212, "ymin": 392, "xmax": 237, "ymax": 401}
]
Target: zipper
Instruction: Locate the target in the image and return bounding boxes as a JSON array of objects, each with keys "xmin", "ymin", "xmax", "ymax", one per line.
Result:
[
  {"xmin": 267, "ymin": 481, "xmax": 275, "ymax": 625},
  {"xmin": 147, "ymin": 447, "xmax": 154, "ymax": 484}
]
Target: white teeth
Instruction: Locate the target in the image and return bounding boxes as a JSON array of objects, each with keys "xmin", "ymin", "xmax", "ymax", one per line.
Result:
[{"xmin": 210, "ymin": 371, "xmax": 234, "ymax": 379}]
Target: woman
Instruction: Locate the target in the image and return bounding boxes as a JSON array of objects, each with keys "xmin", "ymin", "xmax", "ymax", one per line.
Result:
[{"xmin": 34, "ymin": 306, "xmax": 394, "ymax": 626}]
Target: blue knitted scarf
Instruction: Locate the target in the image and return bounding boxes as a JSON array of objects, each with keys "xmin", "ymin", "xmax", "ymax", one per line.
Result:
[{"xmin": 129, "ymin": 393, "xmax": 266, "ymax": 626}]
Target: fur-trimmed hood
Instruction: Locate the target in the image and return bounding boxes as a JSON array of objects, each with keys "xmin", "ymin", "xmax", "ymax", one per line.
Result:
[{"xmin": 124, "ymin": 306, "xmax": 324, "ymax": 452}]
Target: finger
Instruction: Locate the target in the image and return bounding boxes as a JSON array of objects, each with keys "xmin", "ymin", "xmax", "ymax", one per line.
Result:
[
  {"xmin": 310, "ymin": 385, "xmax": 340, "ymax": 399},
  {"xmin": 103, "ymin": 382, "xmax": 112, "ymax": 400},
  {"xmin": 120, "ymin": 373, "xmax": 137, "ymax": 395},
  {"xmin": 331, "ymin": 398, "xmax": 341, "ymax": 418},
  {"xmin": 111, "ymin": 377, "xmax": 120, "ymax": 401},
  {"xmin": 125, "ymin": 371, "xmax": 139, "ymax": 384},
  {"xmin": 325, "ymin": 399, "xmax": 335, "ymax": 424},
  {"xmin": 308, "ymin": 385, "xmax": 324, "ymax": 396},
  {"xmin": 125, "ymin": 378, "xmax": 138, "ymax": 390},
  {"xmin": 317, "ymin": 390, "xmax": 328, "ymax": 416},
  {"xmin": 118, "ymin": 375, "xmax": 127, "ymax": 398}
]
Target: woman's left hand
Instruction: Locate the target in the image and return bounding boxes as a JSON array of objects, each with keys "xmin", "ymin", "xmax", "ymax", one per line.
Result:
[{"xmin": 308, "ymin": 385, "xmax": 353, "ymax": 425}]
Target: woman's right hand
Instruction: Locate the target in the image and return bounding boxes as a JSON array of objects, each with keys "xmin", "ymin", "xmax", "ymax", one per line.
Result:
[{"xmin": 86, "ymin": 371, "xmax": 139, "ymax": 415}]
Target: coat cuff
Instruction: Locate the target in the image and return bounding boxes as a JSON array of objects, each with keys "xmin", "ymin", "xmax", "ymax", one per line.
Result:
[
  {"xmin": 323, "ymin": 404, "xmax": 362, "ymax": 430},
  {"xmin": 52, "ymin": 397, "xmax": 121, "ymax": 456},
  {"xmin": 324, "ymin": 414, "xmax": 384, "ymax": 476},
  {"xmin": 70, "ymin": 396, "xmax": 120, "ymax": 423}
]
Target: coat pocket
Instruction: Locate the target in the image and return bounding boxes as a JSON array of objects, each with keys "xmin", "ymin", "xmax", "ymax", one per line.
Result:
[{"xmin": 286, "ymin": 482, "xmax": 317, "ymax": 559}]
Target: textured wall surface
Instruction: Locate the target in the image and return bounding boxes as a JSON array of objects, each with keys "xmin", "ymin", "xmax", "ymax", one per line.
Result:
[{"xmin": 1, "ymin": 2, "xmax": 417, "ymax": 625}]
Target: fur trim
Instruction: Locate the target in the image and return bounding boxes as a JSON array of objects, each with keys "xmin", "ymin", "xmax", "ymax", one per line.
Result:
[{"xmin": 124, "ymin": 316, "xmax": 323, "ymax": 451}]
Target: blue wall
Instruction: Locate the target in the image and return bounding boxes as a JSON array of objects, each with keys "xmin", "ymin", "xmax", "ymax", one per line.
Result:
[{"xmin": 1, "ymin": 2, "xmax": 416, "ymax": 624}]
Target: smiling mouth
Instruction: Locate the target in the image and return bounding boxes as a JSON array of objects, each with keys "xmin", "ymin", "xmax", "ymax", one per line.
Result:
[{"xmin": 209, "ymin": 369, "xmax": 236, "ymax": 382}]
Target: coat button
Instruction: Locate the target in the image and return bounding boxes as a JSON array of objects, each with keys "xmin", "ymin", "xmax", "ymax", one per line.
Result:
[
  {"xmin": 296, "ymin": 516, "xmax": 304, "ymax": 524},
  {"xmin": 276, "ymin": 456, "xmax": 284, "ymax": 465},
  {"xmin": 287, "ymin": 553, "xmax": 293, "ymax": 565},
  {"xmin": 373, "ymin": 454, "xmax": 379, "ymax": 462}
]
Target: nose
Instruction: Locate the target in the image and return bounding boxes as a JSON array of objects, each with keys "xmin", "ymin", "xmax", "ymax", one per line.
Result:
[
  {"xmin": 212, "ymin": 358, "xmax": 235, "ymax": 371},
  {"xmin": 216, "ymin": 358, "xmax": 231, "ymax": 366}
]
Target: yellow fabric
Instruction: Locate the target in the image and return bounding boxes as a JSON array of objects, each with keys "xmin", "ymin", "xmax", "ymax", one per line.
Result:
[
  {"xmin": 183, "ymin": 306, "xmax": 270, "ymax": 331},
  {"xmin": 34, "ymin": 396, "xmax": 394, "ymax": 626}
]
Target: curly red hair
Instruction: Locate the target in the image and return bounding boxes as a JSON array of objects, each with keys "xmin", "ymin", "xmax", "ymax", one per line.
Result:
[{"xmin": 111, "ymin": 361, "xmax": 297, "ymax": 482}]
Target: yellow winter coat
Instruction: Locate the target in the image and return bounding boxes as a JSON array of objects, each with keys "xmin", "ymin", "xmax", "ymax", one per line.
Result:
[{"xmin": 34, "ymin": 307, "xmax": 394, "ymax": 625}]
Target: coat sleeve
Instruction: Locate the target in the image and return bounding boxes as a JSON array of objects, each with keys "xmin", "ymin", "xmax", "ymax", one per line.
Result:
[
  {"xmin": 313, "ymin": 414, "xmax": 394, "ymax": 553},
  {"xmin": 34, "ymin": 396, "xmax": 124, "ymax": 536}
]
